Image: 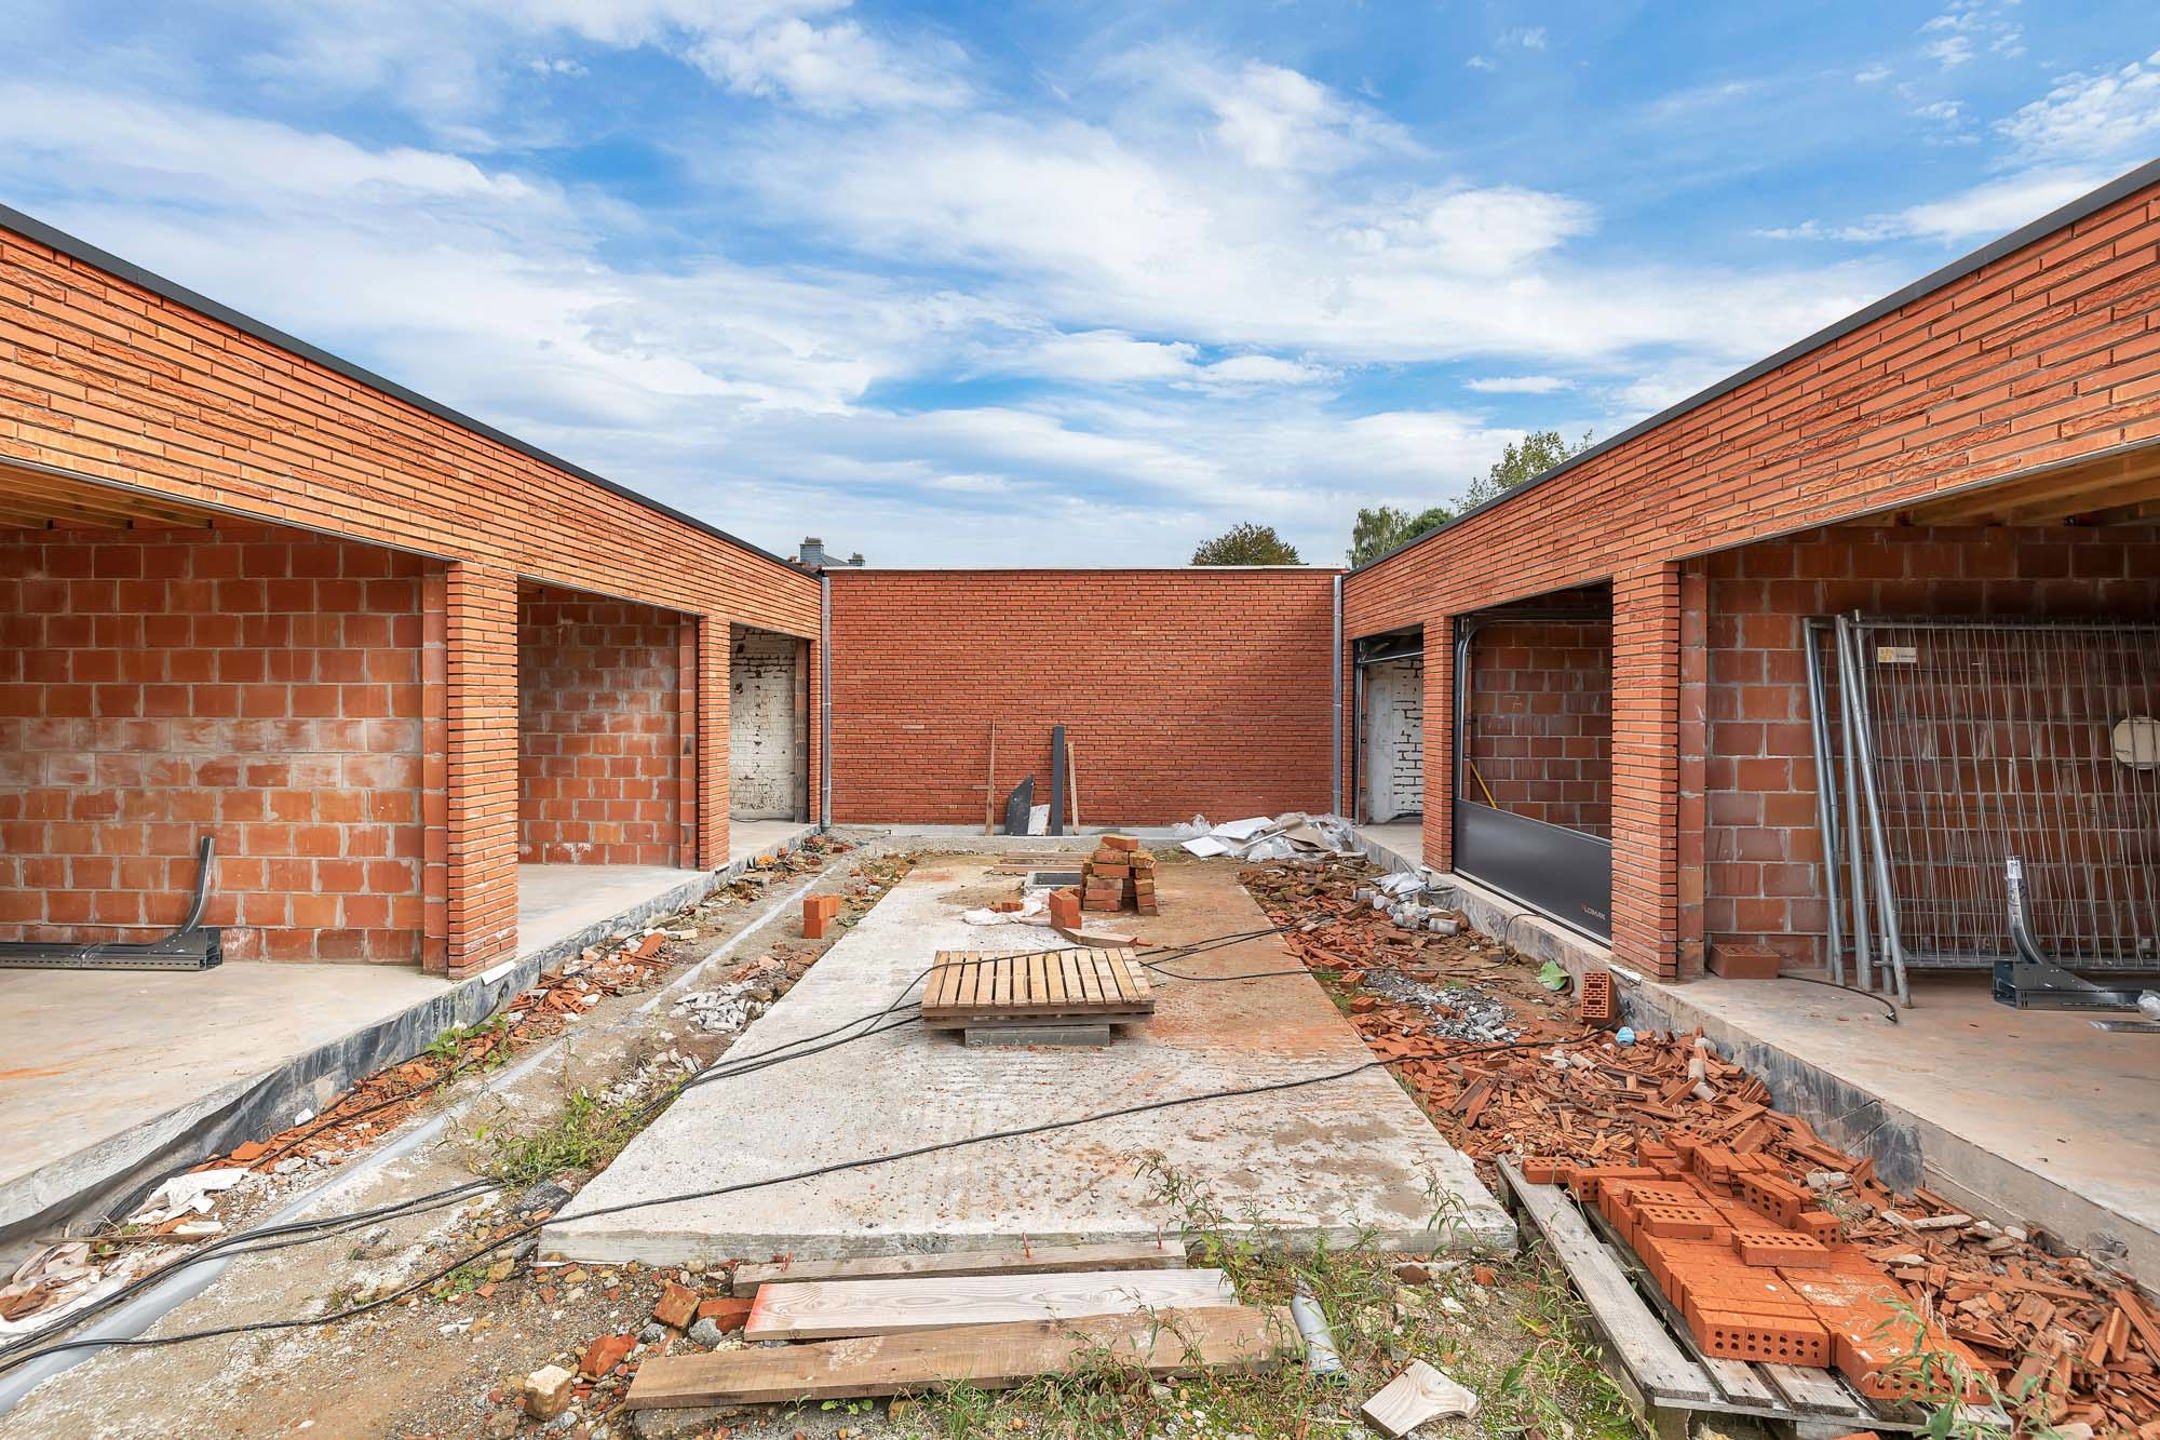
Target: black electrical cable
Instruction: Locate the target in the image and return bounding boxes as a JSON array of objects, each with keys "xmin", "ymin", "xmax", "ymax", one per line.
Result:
[
  {"xmin": 0, "ymin": 1028, "xmax": 1608, "ymax": 1371},
  {"xmin": 0, "ymin": 922, "xmax": 1333, "ymax": 1372},
  {"xmin": 0, "ymin": 1179, "xmax": 501, "ymax": 1364},
  {"xmin": 1776, "ymin": 973, "xmax": 1900, "ymax": 1024}
]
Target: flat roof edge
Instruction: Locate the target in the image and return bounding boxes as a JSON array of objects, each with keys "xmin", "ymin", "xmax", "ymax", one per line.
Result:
[
  {"xmin": 0, "ymin": 202, "xmax": 799, "ymax": 574},
  {"xmin": 1345, "ymin": 156, "xmax": 2160, "ymax": 578},
  {"xmin": 827, "ymin": 564, "xmax": 1341, "ymax": 574}
]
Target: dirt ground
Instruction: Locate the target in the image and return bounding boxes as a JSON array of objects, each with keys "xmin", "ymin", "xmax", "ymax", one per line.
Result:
[{"xmin": 0, "ymin": 844, "xmax": 1637, "ymax": 1440}]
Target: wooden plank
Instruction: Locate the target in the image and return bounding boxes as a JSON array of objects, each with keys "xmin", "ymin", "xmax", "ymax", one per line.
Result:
[
  {"xmin": 734, "ymin": 1240, "xmax": 1185, "ymax": 1291},
  {"xmin": 1761, "ymin": 1363, "xmax": 1865, "ymax": 1416},
  {"xmin": 744, "ymin": 1267, "xmax": 1238, "ymax": 1342},
  {"xmin": 1045, "ymin": 953, "xmax": 1068, "ymax": 1006},
  {"xmin": 624, "ymin": 1304, "xmax": 1293, "ymax": 1409},
  {"xmin": 1498, "ymin": 1161, "xmax": 1721, "ymax": 1405},
  {"xmin": 1360, "ymin": 1359, "xmax": 1480, "ymax": 1436}
]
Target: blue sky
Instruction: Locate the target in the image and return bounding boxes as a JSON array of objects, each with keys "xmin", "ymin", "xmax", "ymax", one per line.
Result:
[{"xmin": 5, "ymin": 2, "xmax": 2157, "ymax": 565}]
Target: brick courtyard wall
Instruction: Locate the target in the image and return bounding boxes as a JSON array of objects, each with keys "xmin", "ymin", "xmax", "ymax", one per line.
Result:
[
  {"xmin": 2, "ymin": 216, "xmax": 822, "ymax": 970},
  {"xmin": 1700, "ymin": 522, "xmax": 2160, "ymax": 970},
  {"xmin": 517, "ymin": 586, "xmax": 683, "ymax": 867},
  {"xmin": 1342, "ymin": 174, "xmax": 2160, "ymax": 977},
  {"xmin": 1463, "ymin": 619, "xmax": 1612, "ymax": 836},
  {"xmin": 0, "ymin": 525, "xmax": 429, "ymax": 962},
  {"xmin": 828, "ymin": 569, "xmax": 1337, "ymax": 825}
]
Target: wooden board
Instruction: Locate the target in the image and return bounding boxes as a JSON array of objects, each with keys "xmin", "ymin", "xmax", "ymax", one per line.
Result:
[
  {"xmin": 1497, "ymin": 1161, "xmax": 1720, "ymax": 1406},
  {"xmin": 733, "ymin": 1240, "xmax": 1185, "ymax": 1291},
  {"xmin": 625, "ymin": 1305, "xmax": 1294, "ymax": 1409},
  {"xmin": 921, "ymin": 949, "xmax": 1154, "ymax": 1029},
  {"xmin": 1360, "ymin": 1359, "xmax": 1479, "ymax": 1436},
  {"xmin": 744, "ymin": 1266, "xmax": 1236, "ymax": 1341}
]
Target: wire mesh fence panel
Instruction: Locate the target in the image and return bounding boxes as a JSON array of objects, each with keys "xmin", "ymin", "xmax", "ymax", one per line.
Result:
[{"xmin": 1847, "ymin": 619, "xmax": 2160, "ymax": 969}]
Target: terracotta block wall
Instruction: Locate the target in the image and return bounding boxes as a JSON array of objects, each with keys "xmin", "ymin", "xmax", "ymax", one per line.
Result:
[
  {"xmin": 1338, "ymin": 174, "xmax": 2160, "ymax": 978},
  {"xmin": 1699, "ymin": 522, "xmax": 2160, "ymax": 968},
  {"xmin": 1463, "ymin": 619, "xmax": 1613, "ymax": 836},
  {"xmin": 517, "ymin": 585, "xmax": 684, "ymax": 867},
  {"xmin": 828, "ymin": 569, "xmax": 1337, "ymax": 825},
  {"xmin": 0, "ymin": 525, "xmax": 431, "ymax": 962}
]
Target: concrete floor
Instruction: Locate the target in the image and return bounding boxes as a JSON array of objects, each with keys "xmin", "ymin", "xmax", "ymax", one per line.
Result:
[
  {"xmin": 1358, "ymin": 821, "xmax": 1425, "ymax": 867},
  {"xmin": 518, "ymin": 864, "xmax": 712, "ymax": 959},
  {"xmin": 729, "ymin": 818, "xmax": 817, "ymax": 865},
  {"xmin": 0, "ymin": 962, "xmax": 446, "ymax": 1235},
  {"xmin": 548, "ymin": 853, "xmax": 1515, "ymax": 1265}
]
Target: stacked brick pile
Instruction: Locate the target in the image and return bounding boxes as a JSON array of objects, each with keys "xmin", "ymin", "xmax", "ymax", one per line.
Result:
[
  {"xmin": 1528, "ymin": 1144, "xmax": 1988, "ymax": 1402},
  {"xmin": 1081, "ymin": 835, "xmax": 1158, "ymax": 914}
]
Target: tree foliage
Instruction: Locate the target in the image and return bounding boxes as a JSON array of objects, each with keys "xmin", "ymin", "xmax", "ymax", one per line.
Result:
[
  {"xmin": 1346, "ymin": 428, "xmax": 1594, "ymax": 565},
  {"xmin": 1191, "ymin": 521, "xmax": 1303, "ymax": 566}
]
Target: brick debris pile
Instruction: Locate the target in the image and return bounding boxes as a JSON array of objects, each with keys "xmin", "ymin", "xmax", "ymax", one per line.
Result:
[
  {"xmin": 1243, "ymin": 857, "xmax": 2160, "ymax": 1435},
  {"xmin": 1081, "ymin": 834, "xmax": 1158, "ymax": 914}
]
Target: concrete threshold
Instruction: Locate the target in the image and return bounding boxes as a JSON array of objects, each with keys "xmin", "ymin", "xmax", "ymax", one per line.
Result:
[
  {"xmin": 0, "ymin": 830, "xmax": 818, "ymax": 1256},
  {"xmin": 1352, "ymin": 824, "xmax": 2160, "ymax": 1295}
]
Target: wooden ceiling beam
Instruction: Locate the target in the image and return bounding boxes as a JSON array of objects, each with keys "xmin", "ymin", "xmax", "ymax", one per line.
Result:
[{"xmin": 1888, "ymin": 448, "xmax": 2160, "ymax": 527}]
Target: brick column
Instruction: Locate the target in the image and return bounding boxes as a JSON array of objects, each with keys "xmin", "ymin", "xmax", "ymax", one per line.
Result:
[
  {"xmin": 1674, "ymin": 564, "xmax": 1710, "ymax": 979},
  {"xmin": 444, "ymin": 563, "xmax": 518, "ymax": 974},
  {"xmin": 1611, "ymin": 564, "xmax": 1681, "ymax": 979},
  {"xmin": 1421, "ymin": 617, "xmax": 1454, "ymax": 873},
  {"xmin": 691, "ymin": 616, "xmax": 731, "ymax": 869},
  {"xmin": 419, "ymin": 571, "xmax": 451, "ymax": 973},
  {"xmin": 677, "ymin": 620, "xmax": 700, "ymax": 865},
  {"xmin": 805, "ymin": 634, "xmax": 823, "ymax": 826}
]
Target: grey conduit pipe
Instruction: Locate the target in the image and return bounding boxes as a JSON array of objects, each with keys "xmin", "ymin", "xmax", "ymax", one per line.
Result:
[
  {"xmin": 1330, "ymin": 574, "xmax": 1344, "ymax": 817},
  {"xmin": 819, "ymin": 570, "xmax": 833, "ymax": 829}
]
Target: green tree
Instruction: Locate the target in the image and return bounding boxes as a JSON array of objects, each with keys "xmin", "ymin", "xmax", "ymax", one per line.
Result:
[
  {"xmin": 1347, "ymin": 503, "xmax": 1453, "ymax": 567},
  {"xmin": 1346, "ymin": 428, "xmax": 1594, "ymax": 565},
  {"xmin": 1191, "ymin": 522, "xmax": 1303, "ymax": 565}
]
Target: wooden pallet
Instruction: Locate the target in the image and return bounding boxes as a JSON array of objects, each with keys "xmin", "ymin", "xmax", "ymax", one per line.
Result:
[
  {"xmin": 1496, "ymin": 1160, "xmax": 2007, "ymax": 1438},
  {"xmin": 921, "ymin": 948, "xmax": 1153, "ymax": 1029}
]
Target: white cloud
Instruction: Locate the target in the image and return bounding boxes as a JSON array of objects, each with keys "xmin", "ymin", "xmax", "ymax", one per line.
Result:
[
  {"xmin": 1465, "ymin": 374, "xmax": 1573, "ymax": 394},
  {"xmin": 1855, "ymin": 63, "xmax": 1893, "ymax": 84},
  {"xmin": 239, "ymin": 0, "xmax": 966, "ymax": 122},
  {"xmin": 1465, "ymin": 55, "xmax": 1495, "ymax": 72},
  {"xmin": 1762, "ymin": 44, "xmax": 2159, "ymax": 250},
  {"xmin": 684, "ymin": 13, "xmax": 967, "ymax": 112},
  {"xmin": 1202, "ymin": 60, "xmax": 1411, "ymax": 172},
  {"xmin": 1501, "ymin": 27, "xmax": 1549, "ymax": 51},
  {"xmin": 0, "ymin": 81, "xmax": 540, "ymax": 207},
  {"xmin": 1919, "ymin": 1, "xmax": 2023, "ymax": 70},
  {"xmin": 1997, "ymin": 49, "xmax": 2160, "ymax": 161}
]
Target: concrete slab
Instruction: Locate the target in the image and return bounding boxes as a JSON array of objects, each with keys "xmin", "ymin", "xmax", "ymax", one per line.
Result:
[
  {"xmin": 729, "ymin": 819, "xmax": 818, "ymax": 866},
  {"xmin": 548, "ymin": 854, "xmax": 1515, "ymax": 1265},
  {"xmin": 0, "ymin": 962, "xmax": 445, "ymax": 1237},
  {"xmin": 518, "ymin": 864, "xmax": 711, "ymax": 957}
]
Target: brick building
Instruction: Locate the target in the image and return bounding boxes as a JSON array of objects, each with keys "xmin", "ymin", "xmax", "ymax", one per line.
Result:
[
  {"xmin": 6, "ymin": 157, "xmax": 2160, "ymax": 995},
  {"xmin": 1, "ymin": 206, "xmax": 822, "ymax": 977}
]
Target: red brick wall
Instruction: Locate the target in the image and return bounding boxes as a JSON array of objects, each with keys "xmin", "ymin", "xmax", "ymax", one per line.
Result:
[
  {"xmin": 0, "ymin": 525, "xmax": 429, "ymax": 962},
  {"xmin": 1464, "ymin": 619, "xmax": 1612, "ymax": 836},
  {"xmin": 1339, "ymin": 177, "xmax": 2160, "ymax": 976},
  {"xmin": 1700, "ymin": 523, "xmax": 2160, "ymax": 968},
  {"xmin": 517, "ymin": 586, "xmax": 684, "ymax": 867},
  {"xmin": 2, "ymin": 219, "xmax": 822, "ymax": 970},
  {"xmin": 828, "ymin": 570, "xmax": 1337, "ymax": 825}
]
